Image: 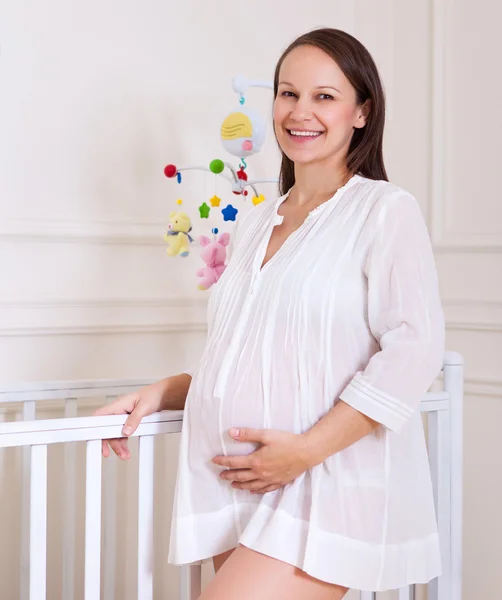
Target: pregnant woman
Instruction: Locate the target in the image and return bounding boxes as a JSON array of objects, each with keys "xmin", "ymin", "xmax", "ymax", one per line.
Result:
[{"xmin": 96, "ymin": 28, "xmax": 445, "ymax": 599}]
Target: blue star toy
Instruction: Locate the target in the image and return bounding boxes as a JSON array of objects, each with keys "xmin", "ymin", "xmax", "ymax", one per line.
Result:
[{"xmin": 221, "ymin": 204, "xmax": 238, "ymax": 222}]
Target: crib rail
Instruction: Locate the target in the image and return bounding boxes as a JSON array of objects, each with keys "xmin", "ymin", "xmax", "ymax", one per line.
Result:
[
  {"xmin": 0, "ymin": 411, "xmax": 183, "ymax": 448},
  {"xmin": 0, "ymin": 377, "xmax": 155, "ymax": 404},
  {"xmin": 0, "ymin": 410, "xmax": 187, "ymax": 600},
  {"xmin": 0, "ymin": 351, "xmax": 463, "ymax": 600}
]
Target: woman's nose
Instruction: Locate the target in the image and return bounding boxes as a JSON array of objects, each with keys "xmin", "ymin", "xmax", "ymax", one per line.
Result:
[{"xmin": 289, "ymin": 99, "xmax": 313, "ymax": 121}]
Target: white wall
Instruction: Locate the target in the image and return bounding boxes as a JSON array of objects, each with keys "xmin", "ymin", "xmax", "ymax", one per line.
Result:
[{"xmin": 0, "ymin": 0, "xmax": 501, "ymax": 598}]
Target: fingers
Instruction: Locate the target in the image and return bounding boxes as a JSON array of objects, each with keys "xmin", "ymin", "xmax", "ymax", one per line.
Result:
[
  {"xmin": 101, "ymin": 435, "xmax": 130, "ymax": 460},
  {"xmin": 232, "ymin": 479, "xmax": 269, "ymax": 491},
  {"xmin": 212, "ymin": 455, "xmax": 253, "ymax": 469},
  {"xmin": 93, "ymin": 392, "xmax": 139, "ymax": 418},
  {"xmin": 102, "ymin": 440, "xmax": 109, "ymax": 458},
  {"xmin": 228, "ymin": 478, "xmax": 282, "ymax": 493},
  {"xmin": 103, "ymin": 438, "xmax": 130, "ymax": 460},
  {"xmin": 121, "ymin": 404, "xmax": 149, "ymax": 437},
  {"xmin": 229, "ymin": 427, "xmax": 267, "ymax": 444},
  {"xmin": 251, "ymin": 484, "xmax": 281, "ymax": 495},
  {"xmin": 220, "ymin": 469, "xmax": 255, "ymax": 483},
  {"xmin": 94, "ymin": 393, "xmax": 140, "ymax": 458}
]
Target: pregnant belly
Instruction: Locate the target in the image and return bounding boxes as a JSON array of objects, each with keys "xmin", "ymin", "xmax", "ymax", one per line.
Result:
[
  {"xmin": 187, "ymin": 391, "xmax": 263, "ymax": 458},
  {"xmin": 219, "ymin": 395, "xmax": 265, "ymax": 456}
]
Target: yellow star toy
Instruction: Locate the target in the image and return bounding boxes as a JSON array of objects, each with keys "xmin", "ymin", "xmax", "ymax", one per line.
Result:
[
  {"xmin": 252, "ymin": 194, "xmax": 265, "ymax": 206},
  {"xmin": 210, "ymin": 195, "xmax": 221, "ymax": 207}
]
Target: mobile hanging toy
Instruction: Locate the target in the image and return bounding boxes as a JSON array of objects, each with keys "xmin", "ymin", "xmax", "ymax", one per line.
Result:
[
  {"xmin": 196, "ymin": 227, "xmax": 231, "ymax": 290},
  {"xmin": 162, "ymin": 75, "xmax": 278, "ymax": 288}
]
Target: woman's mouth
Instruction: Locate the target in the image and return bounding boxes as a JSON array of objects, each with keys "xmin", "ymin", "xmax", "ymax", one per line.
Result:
[{"xmin": 286, "ymin": 129, "xmax": 324, "ymax": 142}]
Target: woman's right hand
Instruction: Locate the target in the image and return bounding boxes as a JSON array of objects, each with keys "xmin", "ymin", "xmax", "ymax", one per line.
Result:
[{"xmin": 93, "ymin": 381, "xmax": 165, "ymax": 460}]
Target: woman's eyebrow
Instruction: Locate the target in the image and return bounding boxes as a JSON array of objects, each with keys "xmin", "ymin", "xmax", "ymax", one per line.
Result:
[
  {"xmin": 278, "ymin": 81, "xmax": 341, "ymax": 94},
  {"xmin": 315, "ymin": 85, "xmax": 342, "ymax": 93}
]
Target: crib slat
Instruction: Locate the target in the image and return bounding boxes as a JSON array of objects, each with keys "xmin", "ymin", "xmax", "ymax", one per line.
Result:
[
  {"xmin": 180, "ymin": 565, "xmax": 202, "ymax": 600},
  {"xmin": 30, "ymin": 444, "xmax": 48, "ymax": 600},
  {"xmin": 360, "ymin": 592, "xmax": 376, "ymax": 600},
  {"xmin": 398, "ymin": 585, "xmax": 415, "ymax": 599},
  {"xmin": 137, "ymin": 435, "xmax": 155, "ymax": 600},
  {"xmin": 85, "ymin": 440, "xmax": 102, "ymax": 600},
  {"xmin": 21, "ymin": 401, "xmax": 36, "ymax": 600},
  {"xmin": 428, "ymin": 407, "xmax": 451, "ymax": 600},
  {"xmin": 444, "ymin": 359, "xmax": 464, "ymax": 600},
  {"xmin": 62, "ymin": 398, "xmax": 78, "ymax": 600},
  {"xmin": 103, "ymin": 396, "xmax": 117, "ymax": 600}
]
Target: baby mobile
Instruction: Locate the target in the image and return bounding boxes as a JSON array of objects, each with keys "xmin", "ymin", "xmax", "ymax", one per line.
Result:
[{"xmin": 163, "ymin": 75, "xmax": 277, "ymax": 290}]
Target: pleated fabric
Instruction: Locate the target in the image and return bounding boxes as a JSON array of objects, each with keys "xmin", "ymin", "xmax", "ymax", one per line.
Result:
[{"xmin": 168, "ymin": 174, "xmax": 445, "ymax": 592}]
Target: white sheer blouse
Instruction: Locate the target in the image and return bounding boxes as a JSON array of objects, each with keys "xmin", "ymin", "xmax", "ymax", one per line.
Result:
[{"xmin": 169, "ymin": 174, "xmax": 445, "ymax": 592}]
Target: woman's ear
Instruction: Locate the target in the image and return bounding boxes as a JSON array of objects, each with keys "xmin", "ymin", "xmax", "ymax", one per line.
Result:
[{"xmin": 355, "ymin": 100, "xmax": 371, "ymax": 129}]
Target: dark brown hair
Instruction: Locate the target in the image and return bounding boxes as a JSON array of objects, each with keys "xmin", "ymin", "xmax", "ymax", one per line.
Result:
[{"xmin": 273, "ymin": 28, "xmax": 388, "ymax": 194}]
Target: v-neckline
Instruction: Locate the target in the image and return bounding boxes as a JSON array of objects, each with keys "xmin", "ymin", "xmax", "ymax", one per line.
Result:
[{"xmin": 258, "ymin": 174, "xmax": 360, "ymax": 274}]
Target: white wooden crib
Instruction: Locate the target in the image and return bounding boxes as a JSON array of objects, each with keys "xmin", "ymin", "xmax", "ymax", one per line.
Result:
[{"xmin": 0, "ymin": 351, "xmax": 463, "ymax": 600}]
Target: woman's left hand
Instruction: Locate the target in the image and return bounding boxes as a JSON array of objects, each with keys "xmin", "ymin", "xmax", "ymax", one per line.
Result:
[{"xmin": 212, "ymin": 427, "xmax": 315, "ymax": 494}]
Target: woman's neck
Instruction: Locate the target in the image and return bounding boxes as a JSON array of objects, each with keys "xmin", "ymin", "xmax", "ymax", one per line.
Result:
[{"xmin": 289, "ymin": 161, "xmax": 353, "ymax": 207}]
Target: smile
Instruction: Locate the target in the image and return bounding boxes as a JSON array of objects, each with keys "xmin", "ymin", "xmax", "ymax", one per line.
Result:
[{"xmin": 287, "ymin": 129, "xmax": 324, "ymax": 139}]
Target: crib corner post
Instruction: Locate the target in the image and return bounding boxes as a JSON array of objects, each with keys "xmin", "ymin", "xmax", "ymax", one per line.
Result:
[{"xmin": 443, "ymin": 351, "xmax": 464, "ymax": 600}]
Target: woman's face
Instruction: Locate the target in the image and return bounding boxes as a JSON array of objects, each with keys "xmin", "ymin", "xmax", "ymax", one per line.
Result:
[{"xmin": 273, "ymin": 45, "xmax": 368, "ymax": 167}]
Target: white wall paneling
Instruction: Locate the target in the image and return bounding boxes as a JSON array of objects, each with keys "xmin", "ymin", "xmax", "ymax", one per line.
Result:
[{"xmin": 430, "ymin": 0, "xmax": 502, "ymax": 250}]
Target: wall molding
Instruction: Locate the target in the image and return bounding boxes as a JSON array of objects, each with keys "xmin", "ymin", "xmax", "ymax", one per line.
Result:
[
  {"xmin": 0, "ymin": 217, "xmax": 167, "ymax": 245},
  {"xmin": 1, "ymin": 297, "xmax": 501, "ymax": 337},
  {"xmin": 464, "ymin": 378, "xmax": 502, "ymax": 399},
  {"xmin": 443, "ymin": 299, "xmax": 502, "ymax": 332},
  {"xmin": 0, "ymin": 298, "xmax": 209, "ymax": 336},
  {"xmin": 434, "ymin": 244, "xmax": 502, "ymax": 255}
]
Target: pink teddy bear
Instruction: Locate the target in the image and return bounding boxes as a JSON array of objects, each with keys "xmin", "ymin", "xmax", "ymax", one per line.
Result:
[{"xmin": 196, "ymin": 232, "xmax": 231, "ymax": 290}]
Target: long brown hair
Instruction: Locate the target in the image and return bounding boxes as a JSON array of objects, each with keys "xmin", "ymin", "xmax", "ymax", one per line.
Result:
[{"xmin": 273, "ymin": 28, "xmax": 388, "ymax": 195}]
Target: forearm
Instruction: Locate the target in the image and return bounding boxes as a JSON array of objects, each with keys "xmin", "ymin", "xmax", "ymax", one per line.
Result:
[
  {"xmin": 158, "ymin": 373, "xmax": 192, "ymax": 411},
  {"xmin": 303, "ymin": 400, "xmax": 380, "ymax": 467}
]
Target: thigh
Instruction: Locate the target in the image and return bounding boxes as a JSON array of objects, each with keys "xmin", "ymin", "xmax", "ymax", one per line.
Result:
[
  {"xmin": 212, "ymin": 548, "xmax": 235, "ymax": 573},
  {"xmin": 200, "ymin": 545, "xmax": 349, "ymax": 600}
]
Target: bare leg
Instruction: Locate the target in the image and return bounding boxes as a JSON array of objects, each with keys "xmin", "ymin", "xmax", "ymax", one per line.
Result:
[
  {"xmin": 200, "ymin": 545, "xmax": 349, "ymax": 600},
  {"xmin": 212, "ymin": 548, "xmax": 235, "ymax": 573}
]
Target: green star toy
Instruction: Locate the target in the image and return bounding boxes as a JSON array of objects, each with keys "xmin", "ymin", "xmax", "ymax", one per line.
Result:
[{"xmin": 199, "ymin": 202, "xmax": 211, "ymax": 219}]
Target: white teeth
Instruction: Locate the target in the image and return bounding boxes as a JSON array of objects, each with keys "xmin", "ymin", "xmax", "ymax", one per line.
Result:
[{"xmin": 289, "ymin": 130, "xmax": 323, "ymax": 137}]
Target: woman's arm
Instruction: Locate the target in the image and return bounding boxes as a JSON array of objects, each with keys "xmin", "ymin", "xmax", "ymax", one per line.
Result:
[
  {"xmin": 159, "ymin": 372, "xmax": 192, "ymax": 411},
  {"xmin": 302, "ymin": 401, "xmax": 379, "ymax": 467},
  {"xmin": 336, "ymin": 191, "xmax": 445, "ymax": 433}
]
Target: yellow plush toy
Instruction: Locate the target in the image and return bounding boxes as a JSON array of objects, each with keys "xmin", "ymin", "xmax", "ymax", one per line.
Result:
[{"xmin": 164, "ymin": 211, "xmax": 193, "ymax": 257}]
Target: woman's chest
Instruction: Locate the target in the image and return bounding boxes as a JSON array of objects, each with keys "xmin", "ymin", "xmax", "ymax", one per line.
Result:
[
  {"xmin": 210, "ymin": 217, "xmax": 368, "ymax": 335},
  {"xmin": 260, "ymin": 207, "xmax": 313, "ymax": 271}
]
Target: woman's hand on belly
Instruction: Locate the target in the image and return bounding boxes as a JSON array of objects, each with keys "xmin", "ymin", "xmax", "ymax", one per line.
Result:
[{"xmin": 212, "ymin": 427, "xmax": 313, "ymax": 494}]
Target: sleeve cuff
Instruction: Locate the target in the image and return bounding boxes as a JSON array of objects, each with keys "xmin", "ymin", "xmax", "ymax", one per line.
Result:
[{"xmin": 339, "ymin": 373, "xmax": 415, "ymax": 433}]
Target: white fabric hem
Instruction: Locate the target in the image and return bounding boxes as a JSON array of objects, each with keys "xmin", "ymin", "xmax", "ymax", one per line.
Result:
[
  {"xmin": 339, "ymin": 373, "xmax": 415, "ymax": 433},
  {"xmin": 168, "ymin": 503, "xmax": 442, "ymax": 592}
]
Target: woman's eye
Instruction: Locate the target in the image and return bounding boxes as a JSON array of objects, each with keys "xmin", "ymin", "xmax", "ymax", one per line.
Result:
[
  {"xmin": 281, "ymin": 91, "xmax": 296, "ymax": 97},
  {"xmin": 318, "ymin": 94, "xmax": 334, "ymax": 100}
]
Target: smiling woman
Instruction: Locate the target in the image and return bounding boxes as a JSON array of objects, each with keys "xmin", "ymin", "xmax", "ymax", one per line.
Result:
[
  {"xmin": 273, "ymin": 28, "xmax": 387, "ymax": 197},
  {"xmin": 274, "ymin": 47, "xmax": 368, "ymax": 163},
  {"xmin": 96, "ymin": 27, "xmax": 445, "ymax": 600}
]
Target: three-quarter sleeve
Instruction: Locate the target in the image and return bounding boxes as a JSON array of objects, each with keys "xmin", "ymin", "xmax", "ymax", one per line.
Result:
[{"xmin": 339, "ymin": 192, "xmax": 445, "ymax": 433}]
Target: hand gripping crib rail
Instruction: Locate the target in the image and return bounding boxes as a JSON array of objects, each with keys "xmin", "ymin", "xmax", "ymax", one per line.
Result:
[{"xmin": 0, "ymin": 351, "xmax": 463, "ymax": 600}]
